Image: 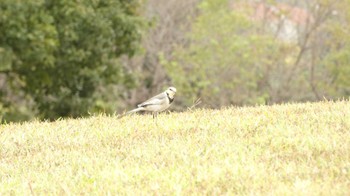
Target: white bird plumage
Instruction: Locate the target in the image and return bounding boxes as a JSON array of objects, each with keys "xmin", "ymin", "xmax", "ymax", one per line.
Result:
[{"xmin": 126, "ymin": 87, "xmax": 176, "ymax": 118}]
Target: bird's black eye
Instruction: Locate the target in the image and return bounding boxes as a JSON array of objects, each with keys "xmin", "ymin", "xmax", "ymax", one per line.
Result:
[{"xmin": 169, "ymin": 88, "xmax": 175, "ymax": 92}]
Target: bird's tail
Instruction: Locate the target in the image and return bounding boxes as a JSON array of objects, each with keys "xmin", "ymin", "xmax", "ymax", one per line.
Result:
[
  {"xmin": 126, "ymin": 107, "xmax": 145, "ymax": 115},
  {"xmin": 116, "ymin": 107, "xmax": 145, "ymax": 119}
]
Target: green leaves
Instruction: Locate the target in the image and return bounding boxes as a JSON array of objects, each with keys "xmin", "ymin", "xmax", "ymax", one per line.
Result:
[
  {"xmin": 165, "ymin": 0, "xmax": 350, "ymax": 106},
  {"xmin": 164, "ymin": 0, "xmax": 275, "ymax": 106},
  {"xmin": 0, "ymin": 0, "xmax": 144, "ymax": 121}
]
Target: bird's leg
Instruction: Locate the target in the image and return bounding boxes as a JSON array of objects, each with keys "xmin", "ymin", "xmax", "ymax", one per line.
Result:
[
  {"xmin": 153, "ymin": 112, "xmax": 158, "ymax": 119},
  {"xmin": 155, "ymin": 112, "xmax": 158, "ymax": 125}
]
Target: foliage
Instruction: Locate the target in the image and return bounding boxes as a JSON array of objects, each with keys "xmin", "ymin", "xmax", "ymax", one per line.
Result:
[
  {"xmin": 163, "ymin": 0, "xmax": 285, "ymax": 107},
  {"xmin": 320, "ymin": 0, "xmax": 350, "ymax": 97},
  {"xmin": 1, "ymin": 0, "xmax": 350, "ymax": 122},
  {"xmin": 0, "ymin": 0, "xmax": 143, "ymax": 120},
  {"xmin": 120, "ymin": 0, "xmax": 200, "ymax": 109},
  {"xmin": 1, "ymin": 100, "xmax": 350, "ymax": 194},
  {"xmin": 162, "ymin": 0, "xmax": 350, "ymax": 107}
]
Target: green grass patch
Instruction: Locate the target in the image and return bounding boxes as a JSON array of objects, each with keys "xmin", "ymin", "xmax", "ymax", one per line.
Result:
[{"xmin": 1, "ymin": 101, "xmax": 350, "ymax": 195}]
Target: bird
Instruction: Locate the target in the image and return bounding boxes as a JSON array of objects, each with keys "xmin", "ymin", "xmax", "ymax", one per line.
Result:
[{"xmin": 125, "ymin": 87, "xmax": 177, "ymax": 118}]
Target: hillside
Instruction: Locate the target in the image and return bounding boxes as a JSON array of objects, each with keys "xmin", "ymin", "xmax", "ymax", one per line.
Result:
[{"xmin": 1, "ymin": 101, "xmax": 350, "ymax": 195}]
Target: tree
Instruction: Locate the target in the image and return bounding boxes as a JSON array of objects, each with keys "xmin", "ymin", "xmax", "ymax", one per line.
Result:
[
  {"xmin": 313, "ymin": 0, "xmax": 350, "ymax": 98},
  {"xmin": 163, "ymin": 0, "xmax": 280, "ymax": 107},
  {"xmin": 0, "ymin": 0, "xmax": 143, "ymax": 120},
  {"xmin": 162, "ymin": 0, "xmax": 350, "ymax": 107},
  {"xmin": 120, "ymin": 0, "xmax": 200, "ymax": 109}
]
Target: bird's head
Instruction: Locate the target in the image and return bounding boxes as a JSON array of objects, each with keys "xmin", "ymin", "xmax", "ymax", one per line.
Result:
[{"xmin": 166, "ymin": 87, "xmax": 177, "ymax": 98}]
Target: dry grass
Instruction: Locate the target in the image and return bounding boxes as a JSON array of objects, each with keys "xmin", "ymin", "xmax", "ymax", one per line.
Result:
[{"xmin": 1, "ymin": 101, "xmax": 350, "ymax": 195}]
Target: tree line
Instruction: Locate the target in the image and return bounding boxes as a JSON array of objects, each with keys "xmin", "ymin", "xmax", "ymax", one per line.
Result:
[{"xmin": 1, "ymin": 0, "xmax": 349, "ymax": 122}]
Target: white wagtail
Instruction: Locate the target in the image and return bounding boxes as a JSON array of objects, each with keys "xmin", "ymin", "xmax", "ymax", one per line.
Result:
[{"xmin": 126, "ymin": 87, "xmax": 176, "ymax": 118}]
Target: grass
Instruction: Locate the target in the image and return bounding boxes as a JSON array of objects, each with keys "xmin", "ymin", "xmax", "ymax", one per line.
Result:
[{"xmin": 1, "ymin": 100, "xmax": 350, "ymax": 195}]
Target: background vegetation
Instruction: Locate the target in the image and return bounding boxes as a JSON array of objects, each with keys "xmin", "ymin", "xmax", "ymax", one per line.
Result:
[
  {"xmin": 0, "ymin": 0, "xmax": 143, "ymax": 121},
  {"xmin": 1, "ymin": 0, "xmax": 350, "ymax": 122}
]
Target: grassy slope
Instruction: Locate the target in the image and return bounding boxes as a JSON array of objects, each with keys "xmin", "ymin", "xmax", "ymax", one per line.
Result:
[{"xmin": 1, "ymin": 101, "xmax": 350, "ymax": 195}]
